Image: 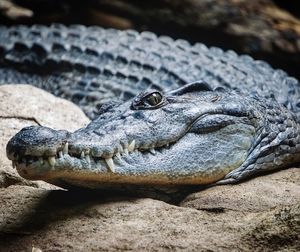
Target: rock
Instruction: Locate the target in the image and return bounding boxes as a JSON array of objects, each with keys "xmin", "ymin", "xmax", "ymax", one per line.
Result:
[
  {"xmin": 181, "ymin": 168, "xmax": 300, "ymax": 213},
  {"xmin": 0, "ymin": 181, "xmax": 299, "ymax": 251},
  {"xmin": 0, "ymin": 84, "xmax": 89, "ymax": 189},
  {"xmin": 0, "ymin": 84, "xmax": 299, "ymax": 251},
  {"xmin": 242, "ymin": 203, "xmax": 300, "ymax": 251},
  {"xmin": 0, "ymin": 0, "xmax": 32, "ymax": 20}
]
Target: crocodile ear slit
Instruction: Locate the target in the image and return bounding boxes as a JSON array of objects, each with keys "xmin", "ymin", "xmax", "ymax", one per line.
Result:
[{"xmin": 168, "ymin": 81, "xmax": 213, "ymax": 96}]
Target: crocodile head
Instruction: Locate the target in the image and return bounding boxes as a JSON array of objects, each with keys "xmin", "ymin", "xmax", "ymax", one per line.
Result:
[{"xmin": 7, "ymin": 82, "xmax": 264, "ymax": 187}]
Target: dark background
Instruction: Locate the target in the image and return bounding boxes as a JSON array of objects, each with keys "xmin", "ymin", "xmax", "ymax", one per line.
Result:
[{"xmin": 1, "ymin": 0, "xmax": 300, "ymax": 80}]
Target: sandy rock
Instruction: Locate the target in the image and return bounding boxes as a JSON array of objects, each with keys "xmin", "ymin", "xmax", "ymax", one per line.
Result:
[
  {"xmin": 0, "ymin": 84, "xmax": 89, "ymax": 130},
  {"xmin": 0, "ymin": 184, "xmax": 299, "ymax": 251},
  {"xmin": 181, "ymin": 168, "xmax": 300, "ymax": 213},
  {"xmin": 0, "ymin": 84, "xmax": 90, "ymax": 189},
  {"xmin": 242, "ymin": 203, "xmax": 300, "ymax": 251},
  {"xmin": 0, "ymin": 0, "xmax": 33, "ymax": 20}
]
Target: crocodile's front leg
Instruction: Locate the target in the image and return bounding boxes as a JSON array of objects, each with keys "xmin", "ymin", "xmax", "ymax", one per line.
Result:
[{"xmin": 218, "ymin": 101, "xmax": 300, "ymax": 184}]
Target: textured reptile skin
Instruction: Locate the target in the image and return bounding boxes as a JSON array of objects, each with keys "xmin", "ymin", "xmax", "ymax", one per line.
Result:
[
  {"xmin": 0, "ymin": 24, "xmax": 299, "ymax": 120},
  {"xmin": 2, "ymin": 24, "xmax": 300, "ymax": 186}
]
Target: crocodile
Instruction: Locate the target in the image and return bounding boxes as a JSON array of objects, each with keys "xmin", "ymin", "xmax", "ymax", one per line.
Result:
[{"xmin": 1, "ymin": 24, "xmax": 300, "ymax": 189}]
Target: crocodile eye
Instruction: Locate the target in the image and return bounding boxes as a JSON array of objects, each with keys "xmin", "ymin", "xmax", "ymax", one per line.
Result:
[
  {"xmin": 143, "ymin": 92, "xmax": 163, "ymax": 106},
  {"xmin": 131, "ymin": 91, "xmax": 166, "ymax": 110}
]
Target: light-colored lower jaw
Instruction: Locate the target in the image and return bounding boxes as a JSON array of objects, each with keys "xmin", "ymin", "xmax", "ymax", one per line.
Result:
[
  {"xmin": 16, "ymin": 162, "xmax": 228, "ymax": 186},
  {"xmin": 13, "ymin": 150, "xmax": 237, "ymax": 187}
]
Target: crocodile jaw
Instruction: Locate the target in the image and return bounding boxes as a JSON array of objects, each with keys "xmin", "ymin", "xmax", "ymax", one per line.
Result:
[{"xmin": 8, "ymin": 123, "xmax": 255, "ymax": 186}]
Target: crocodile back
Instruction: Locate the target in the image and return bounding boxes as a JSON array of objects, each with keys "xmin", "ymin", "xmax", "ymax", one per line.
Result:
[{"xmin": 0, "ymin": 24, "xmax": 299, "ymax": 119}]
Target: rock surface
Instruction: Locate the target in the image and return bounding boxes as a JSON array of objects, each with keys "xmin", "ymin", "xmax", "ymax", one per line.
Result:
[{"xmin": 0, "ymin": 85, "xmax": 299, "ymax": 251}]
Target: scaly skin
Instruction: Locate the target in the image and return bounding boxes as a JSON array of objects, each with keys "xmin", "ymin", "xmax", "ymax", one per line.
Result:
[{"xmin": 1, "ymin": 25, "xmax": 300, "ymax": 188}]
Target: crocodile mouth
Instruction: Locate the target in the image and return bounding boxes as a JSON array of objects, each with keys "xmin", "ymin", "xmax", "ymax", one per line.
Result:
[
  {"xmin": 8, "ymin": 124, "xmax": 255, "ymax": 187},
  {"xmin": 8, "ymin": 130, "xmax": 192, "ymax": 186},
  {"xmin": 11, "ymin": 139, "xmax": 174, "ymax": 176}
]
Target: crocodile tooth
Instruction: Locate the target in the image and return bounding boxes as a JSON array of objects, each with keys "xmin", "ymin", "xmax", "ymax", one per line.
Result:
[
  {"xmin": 85, "ymin": 154, "xmax": 91, "ymax": 164},
  {"xmin": 128, "ymin": 140, "xmax": 136, "ymax": 152},
  {"xmin": 63, "ymin": 142, "xmax": 69, "ymax": 155},
  {"xmin": 80, "ymin": 151, "xmax": 85, "ymax": 158},
  {"xmin": 12, "ymin": 161, "xmax": 16, "ymax": 169},
  {"xmin": 105, "ymin": 158, "xmax": 115, "ymax": 172},
  {"xmin": 124, "ymin": 148, "xmax": 129, "ymax": 155},
  {"xmin": 58, "ymin": 151, "xmax": 63, "ymax": 159},
  {"xmin": 149, "ymin": 148, "xmax": 156, "ymax": 154},
  {"xmin": 115, "ymin": 152, "xmax": 121, "ymax": 159},
  {"xmin": 39, "ymin": 157, "xmax": 44, "ymax": 165},
  {"xmin": 48, "ymin": 156, "xmax": 56, "ymax": 167}
]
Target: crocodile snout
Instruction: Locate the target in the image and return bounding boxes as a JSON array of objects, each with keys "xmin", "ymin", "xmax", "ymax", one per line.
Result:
[{"xmin": 6, "ymin": 126, "xmax": 69, "ymax": 160}]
